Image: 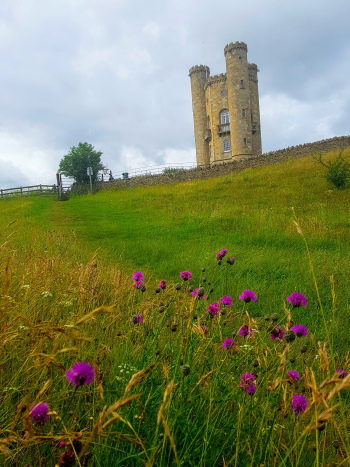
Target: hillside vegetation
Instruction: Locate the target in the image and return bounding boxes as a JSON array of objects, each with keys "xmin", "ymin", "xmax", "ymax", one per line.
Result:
[{"xmin": 0, "ymin": 148, "xmax": 350, "ymax": 466}]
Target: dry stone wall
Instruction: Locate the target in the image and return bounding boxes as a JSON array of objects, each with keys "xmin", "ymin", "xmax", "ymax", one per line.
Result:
[{"xmin": 97, "ymin": 136, "xmax": 350, "ymax": 191}]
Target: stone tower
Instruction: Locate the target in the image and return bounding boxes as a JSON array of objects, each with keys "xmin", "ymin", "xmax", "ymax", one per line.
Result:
[{"xmin": 189, "ymin": 42, "xmax": 262, "ymax": 166}]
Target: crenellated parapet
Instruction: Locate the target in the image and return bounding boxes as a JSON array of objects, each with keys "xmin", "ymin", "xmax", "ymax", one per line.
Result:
[
  {"xmin": 224, "ymin": 41, "xmax": 248, "ymax": 56},
  {"xmin": 188, "ymin": 65, "xmax": 210, "ymax": 77},
  {"xmin": 205, "ymin": 73, "xmax": 227, "ymax": 88}
]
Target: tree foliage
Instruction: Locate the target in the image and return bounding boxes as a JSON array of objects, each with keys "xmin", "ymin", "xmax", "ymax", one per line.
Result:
[
  {"xmin": 59, "ymin": 142, "xmax": 103, "ymax": 183},
  {"xmin": 314, "ymin": 152, "xmax": 349, "ymax": 190}
]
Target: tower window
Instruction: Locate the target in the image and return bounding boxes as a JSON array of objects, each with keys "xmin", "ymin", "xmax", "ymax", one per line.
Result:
[
  {"xmin": 240, "ymin": 80, "xmax": 244, "ymax": 89},
  {"xmin": 243, "ymin": 138, "xmax": 247, "ymax": 147},
  {"xmin": 220, "ymin": 109, "xmax": 230, "ymax": 124},
  {"xmin": 223, "ymin": 139, "xmax": 231, "ymax": 152},
  {"xmin": 242, "ymin": 109, "xmax": 245, "ymax": 117}
]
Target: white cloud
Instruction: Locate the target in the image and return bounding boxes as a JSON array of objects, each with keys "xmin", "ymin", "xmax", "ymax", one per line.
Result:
[
  {"xmin": 143, "ymin": 22, "xmax": 160, "ymax": 39},
  {"xmin": 0, "ymin": 0, "xmax": 350, "ymax": 188}
]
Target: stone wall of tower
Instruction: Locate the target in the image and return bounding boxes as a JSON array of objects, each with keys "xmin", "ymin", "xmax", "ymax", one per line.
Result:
[
  {"xmin": 204, "ymin": 74, "xmax": 229, "ymax": 164},
  {"xmin": 248, "ymin": 63, "xmax": 262, "ymax": 155},
  {"xmin": 224, "ymin": 42, "xmax": 253, "ymax": 157},
  {"xmin": 189, "ymin": 65, "xmax": 210, "ymax": 166}
]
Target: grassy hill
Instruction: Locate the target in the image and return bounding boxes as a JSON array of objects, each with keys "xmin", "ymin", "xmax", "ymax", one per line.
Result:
[{"xmin": 1, "ymin": 148, "xmax": 350, "ymax": 466}]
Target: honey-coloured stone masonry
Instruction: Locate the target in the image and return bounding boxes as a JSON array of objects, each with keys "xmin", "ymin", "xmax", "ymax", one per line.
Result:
[{"xmin": 189, "ymin": 42, "xmax": 262, "ymax": 166}]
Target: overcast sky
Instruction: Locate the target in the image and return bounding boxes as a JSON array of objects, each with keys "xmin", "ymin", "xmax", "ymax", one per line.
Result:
[{"xmin": 1, "ymin": 0, "xmax": 350, "ymax": 188}]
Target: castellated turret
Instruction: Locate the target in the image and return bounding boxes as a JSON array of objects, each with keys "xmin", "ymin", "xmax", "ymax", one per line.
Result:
[
  {"xmin": 189, "ymin": 42, "xmax": 262, "ymax": 166},
  {"xmin": 189, "ymin": 65, "xmax": 210, "ymax": 166}
]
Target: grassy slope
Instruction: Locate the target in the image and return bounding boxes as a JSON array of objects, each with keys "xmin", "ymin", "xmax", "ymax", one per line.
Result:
[
  {"xmin": 1, "ymin": 148, "xmax": 350, "ymax": 465},
  {"xmin": 1, "ymin": 150, "xmax": 350, "ymax": 327}
]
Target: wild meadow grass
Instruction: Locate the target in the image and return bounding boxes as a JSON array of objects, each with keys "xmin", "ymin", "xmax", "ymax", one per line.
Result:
[{"xmin": 1, "ymin": 149, "xmax": 350, "ymax": 466}]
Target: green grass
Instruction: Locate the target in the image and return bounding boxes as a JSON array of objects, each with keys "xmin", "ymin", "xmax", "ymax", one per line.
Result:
[{"xmin": 1, "ymin": 148, "xmax": 350, "ymax": 466}]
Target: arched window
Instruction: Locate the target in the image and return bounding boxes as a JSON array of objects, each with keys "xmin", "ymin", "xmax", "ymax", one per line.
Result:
[
  {"xmin": 223, "ymin": 139, "xmax": 231, "ymax": 152},
  {"xmin": 220, "ymin": 109, "xmax": 230, "ymax": 124}
]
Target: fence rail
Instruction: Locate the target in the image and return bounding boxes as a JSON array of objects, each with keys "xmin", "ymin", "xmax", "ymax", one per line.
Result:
[{"xmin": 0, "ymin": 184, "xmax": 57, "ymax": 198}]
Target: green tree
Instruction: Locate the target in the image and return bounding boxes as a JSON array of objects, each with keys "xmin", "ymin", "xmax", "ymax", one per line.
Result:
[{"xmin": 59, "ymin": 142, "xmax": 103, "ymax": 183}]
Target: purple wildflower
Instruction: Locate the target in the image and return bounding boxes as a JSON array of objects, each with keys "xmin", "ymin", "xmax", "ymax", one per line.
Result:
[
  {"xmin": 201, "ymin": 326, "xmax": 209, "ymax": 335},
  {"xmin": 287, "ymin": 370, "xmax": 301, "ymax": 381},
  {"xmin": 245, "ymin": 384, "xmax": 257, "ymax": 395},
  {"xmin": 132, "ymin": 314, "xmax": 143, "ymax": 324},
  {"xmin": 238, "ymin": 325, "xmax": 256, "ymax": 337},
  {"xmin": 221, "ymin": 337, "xmax": 236, "ymax": 348},
  {"xmin": 133, "ymin": 281, "xmax": 144, "ymax": 289},
  {"xmin": 286, "ymin": 292, "xmax": 308, "ymax": 308},
  {"xmin": 191, "ymin": 287, "xmax": 206, "ymax": 300},
  {"xmin": 65, "ymin": 362, "xmax": 95, "ymax": 387},
  {"xmin": 336, "ymin": 369, "xmax": 348, "ymax": 379},
  {"xmin": 290, "ymin": 324, "xmax": 308, "ymax": 337},
  {"xmin": 179, "ymin": 271, "xmax": 193, "ymax": 281},
  {"xmin": 206, "ymin": 302, "xmax": 220, "ymax": 317},
  {"xmin": 239, "ymin": 290, "xmax": 258, "ymax": 303},
  {"xmin": 158, "ymin": 280, "xmax": 167, "ymax": 290},
  {"xmin": 226, "ymin": 256, "xmax": 235, "ymax": 265},
  {"xmin": 239, "ymin": 372, "xmax": 256, "ymax": 387},
  {"xmin": 269, "ymin": 326, "xmax": 285, "ymax": 340},
  {"xmin": 216, "ymin": 249, "xmax": 228, "ymax": 261},
  {"xmin": 220, "ymin": 296, "xmax": 233, "ymax": 307},
  {"xmin": 291, "ymin": 394, "xmax": 308, "ymax": 414},
  {"xmin": 132, "ymin": 272, "xmax": 144, "ymax": 282},
  {"xmin": 30, "ymin": 402, "xmax": 50, "ymax": 424}
]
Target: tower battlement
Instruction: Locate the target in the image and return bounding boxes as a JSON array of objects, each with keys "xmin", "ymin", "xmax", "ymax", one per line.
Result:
[
  {"xmin": 224, "ymin": 41, "xmax": 248, "ymax": 55},
  {"xmin": 188, "ymin": 65, "xmax": 210, "ymax": 77},
  {"xmin": 189, "ymin": 42, "xmax": 262, "ymax": 166}
]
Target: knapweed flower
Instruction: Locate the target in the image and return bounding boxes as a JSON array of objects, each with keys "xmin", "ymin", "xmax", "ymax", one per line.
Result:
[
  {"xmin": 221, "ymin": 338, "xmax": 236, "ymax": 348},
  {"xmin": 65, "ymin": 362, "xmax": 95, "ymax": 386},
  {"xmin": 158, "ymin": 280, "xmax": 167, "ymax": 290},
  {"xmin": 131, "ymin": 314, "xmax": 143, "ymax": 324},
  {"xmin": 245, "ymin": 384, "xmax": 257, "ymax": 395},
  {"xmin": 206, "ymin": 302, "xmax": 220, "ymax": 317},
  {"xmin": 290, "ymin": 324, "xmax": 308, "ymax": 337},
  {"xmin": 239, "ymin": 290, "xmax": 258, "ymax": 303},
  {"xmin": 291, "ymin": 394, "xmax": 308, "ymax": 414},
  {"xmin": 216, "ymin": 249, "xmax": 228, "ymax": 261},
  {"xmin": 201, "ymin": 325, "xmax": 209, "ymax": 335},
  {"xmin": 269, "ymin": 326, "xmax": 285, "ymax": 340},
  {"xmin": 191, "ymin": 287, "xmax": 206, "ymax": 300},
  {"xmin": 220, "ymin": 296, "xmax": 233, "ymax": 307},
  {"xmin": 226, "ymin": 256, "xmax": 235, "ymax": 265},
  {"xmin": 179, "ymin": 271, "xmax": 192, "ymax": 281},
  {"xmin": 286, "ymin": 292, "xmax": 308, "ymax": 308},
  {"xmin": 133, "ymin": 281, "xmax": 144, "ymax": 289},
  {"xmin": 238, "ymin": 325, "xmax": 256, "ymax": 337},
  {"xmin": 336, "ymin": 369, "xmax": 348, "ymax": 379},
  {"xmin": 132, "ymin": 272, "xmax": 144, "ymax": 282},
  {"xmin": 239, "ymin": 372, "xmax": 256, "ymax": 388},
  {"xmin": 30, "ymin": 402, "xmax": 50, "ymax": 424},
  {"xmin": 287, "ymin": 370, "xmax": 300, "ymax": 381}
]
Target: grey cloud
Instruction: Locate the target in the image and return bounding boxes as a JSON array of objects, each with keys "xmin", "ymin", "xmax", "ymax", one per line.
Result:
[{"xmin": 0, "ymin": 0, "xmax": 349, "ymax": 185}]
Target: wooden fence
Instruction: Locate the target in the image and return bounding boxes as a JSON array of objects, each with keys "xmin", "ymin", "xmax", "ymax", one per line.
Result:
[{"xmin": 0, "ymin": 184, "xmax": 58, "ymax": 198}]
